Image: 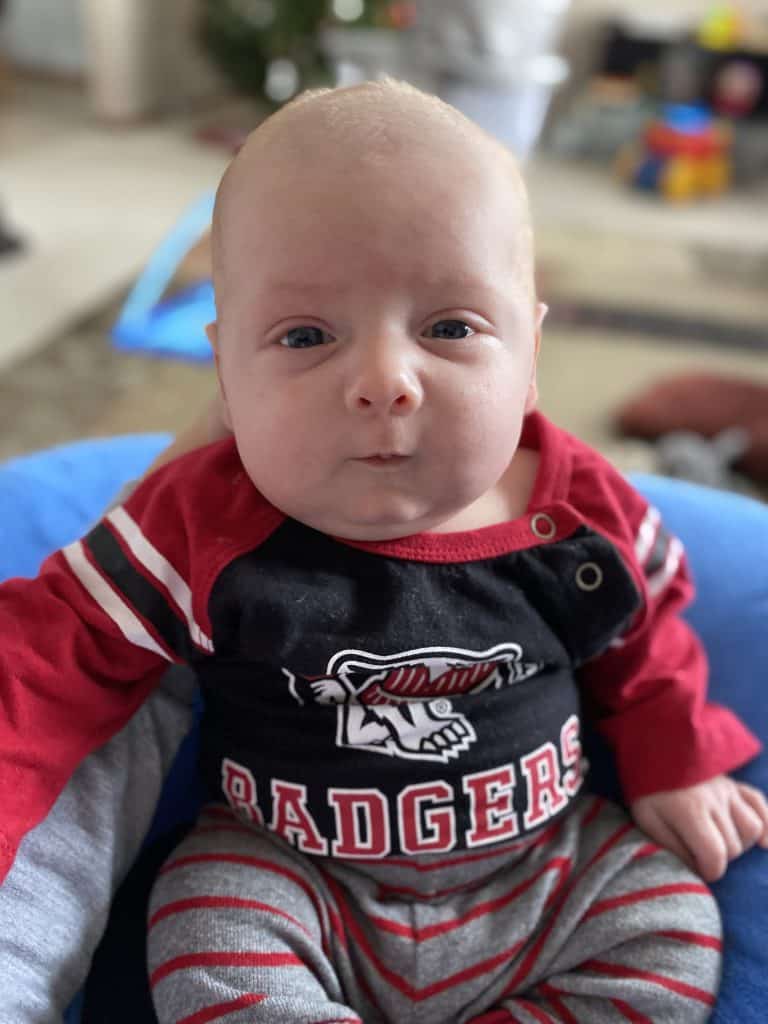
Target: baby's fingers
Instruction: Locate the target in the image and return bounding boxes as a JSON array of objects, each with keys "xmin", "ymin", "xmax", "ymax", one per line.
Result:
[
  {"xmin": 644, "ymin": 801, "xmax": 727, "ymax": 881},
  {"xmin": 711, "ymin": 805, "xmax": 747, "ymax": 863},
  {"xmin": 678, "ymin": 817, "xmax": 728, "ymax": 882},
  {"xmin": 727, "ymin": 800, "xmax": 764, "ymax": 856},
  {"xmin": 735, "ymin": 783, "xmax": 768, "ymax": 848},
  {"xmin": 633, "ymin": 808, "xmax": 697, "ymax": 874}
]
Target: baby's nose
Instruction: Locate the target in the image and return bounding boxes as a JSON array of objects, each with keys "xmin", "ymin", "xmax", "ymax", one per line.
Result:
[
  {"xmin": 351, "ymin": 386, "xmax": 420, "ymax": 414},
  {"xmin": 345, "ymin": 347, "xmax": 423, "ymax": 415}
]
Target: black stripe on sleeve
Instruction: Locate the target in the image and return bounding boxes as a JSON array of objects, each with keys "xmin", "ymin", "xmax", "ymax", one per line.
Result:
[
  {"xmin": 83, "ymin": 523, "xmax": 198, "ymax": 662},
  {"xmin": 643, "ymin": 524, "xmax": 671, "ymax": 578}
]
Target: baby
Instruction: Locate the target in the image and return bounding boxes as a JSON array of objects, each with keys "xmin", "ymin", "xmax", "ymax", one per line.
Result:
[{"xmin": 1, "ymin": 80, "xmax": 767, "ymax": 1024}]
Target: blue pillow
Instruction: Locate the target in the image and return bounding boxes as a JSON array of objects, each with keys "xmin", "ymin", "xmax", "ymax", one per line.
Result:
[
  {"xmin": 631, "ymin": 474, "xmax": 768, "ymax": 1024},
  {"xmin": 0, "ymin": 435, "xmax": 170, "ymax": 580},
  {"xmin": 0, "ymin": 441, "xmax": 766, "ymax": 1022}
]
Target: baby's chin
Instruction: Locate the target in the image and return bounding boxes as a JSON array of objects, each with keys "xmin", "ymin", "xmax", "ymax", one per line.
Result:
[
  {"xmin": 253, "ymin": 474, "xmax": 477, "ymax": 541},
  {"xmin": 287, "ymin": 501, "xmax": 459, "ymax": 543},
  {"xmin": 297, "ymin": 513, "xmax": 442, "ymax": 543}
]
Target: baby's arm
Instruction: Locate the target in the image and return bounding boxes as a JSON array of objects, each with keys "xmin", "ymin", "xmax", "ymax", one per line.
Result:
[
  {"xmin": 0, "ymin": 561, "xmax": 171, "ymax": 881},
  {"xmin": 0, "ymin": 409, "xmax": 225, "ymax": 1021},
  {"xmin": 0, "ymin": 431, "xmax": 221, "ymax": 881},
  {"xmin": 631, "ymin": 775, "xmax": 768, "ymax": 881},
  {"xmin": 574, "ymin": 457, "xmax": 763, "ymax": 880},
  {"xmin": 0, "ymin": 669, "xmax": 196, "ymax": 1023},
  {"xmin": 581, "ymin": 541, "xmax": 763, "ymax": 880}
]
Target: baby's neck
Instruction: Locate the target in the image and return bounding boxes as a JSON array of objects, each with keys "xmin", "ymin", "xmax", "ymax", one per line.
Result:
[{"xmin": 429, "ymin": 447, "xmax": 540, "ymax": 534}]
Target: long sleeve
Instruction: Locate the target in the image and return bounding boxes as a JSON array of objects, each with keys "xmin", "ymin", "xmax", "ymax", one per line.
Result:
[
  {"xmin": 0, "ymin": 556, "xmax": 163, "ymax": 881},
  {"xmin": 0, "ymin": 670, "xmax": 197, "ymax": 1024},
  {"xmin": 576, "ymin": 465, "xmax": 761, "ymax": 802},
  {"xmin": 0, "ymin": 455, "xmax": 218, "ymax": 885}
]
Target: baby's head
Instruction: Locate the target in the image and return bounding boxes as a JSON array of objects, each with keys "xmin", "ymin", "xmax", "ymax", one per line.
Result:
[{"xmin": 208, "ymin": 79, "xmax": 545, "ymax": 541}]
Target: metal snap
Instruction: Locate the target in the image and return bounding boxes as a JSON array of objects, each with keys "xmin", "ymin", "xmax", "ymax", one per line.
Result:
[
  {"xmin": 531, "ymin": 512, "xmax": 556, "ymax": 540},
  {"xmin": 575, "ymin": 562, "xmax": 603, "ymax": 592}
]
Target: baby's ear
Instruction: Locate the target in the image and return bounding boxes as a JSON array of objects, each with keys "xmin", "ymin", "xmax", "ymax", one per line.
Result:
[
  {"xmin": 205, "ymin": 321, "xmax": 219, "ymax": 352},
  {"xmin": 205, "ymin": 321, "xmax": 233, "ymax": 431},
  {"xmin": 525, "ymin": 377, "xmax": 539, "ymax": 414},
  {"xmin": 525, "ymin": 303, "xmax": 547, "ymax": 414}
]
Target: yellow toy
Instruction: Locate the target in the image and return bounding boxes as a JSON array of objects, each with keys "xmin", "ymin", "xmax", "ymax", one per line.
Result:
[{"xmin": 697, "ymin": 3, "xmax": 746, "ymax": 51}]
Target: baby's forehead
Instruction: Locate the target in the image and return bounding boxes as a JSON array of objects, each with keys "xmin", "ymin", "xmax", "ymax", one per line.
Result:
[
  {"xmin": 219, "ymin": 83, "xmax": 527, "ymax": 210},
  {"xmin": 213, "ymin": 83, "xmax": 534, "ymax": 286}
]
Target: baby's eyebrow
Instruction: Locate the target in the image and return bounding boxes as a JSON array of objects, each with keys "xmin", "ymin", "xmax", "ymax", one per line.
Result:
[
  {"xmin": 422, "ymin": 275, "xmax": 499, "ymax": 295},
  {"xmin": 260, "ymin": 276, "xmax": 507, "ymax": 308},
  {"xmin": 265, "ymin": 280, "xmax": 349, "ymax": 297}
]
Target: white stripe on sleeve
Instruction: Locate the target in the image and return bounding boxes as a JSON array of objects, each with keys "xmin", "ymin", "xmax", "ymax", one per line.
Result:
[
  {"xmin": 62, "ymin": 540, "xmax": 173, "ymax": 662},
  {"xmin": 646, "ymin": 536, "xmax": 684, "ymax": 598},
  {"xmin": 106, "ymin": 506, "xmax": 214, "ymax": 653},
  {"xmin": 634, "ymin": 505, "xmax": 661, "ymax": 565}
]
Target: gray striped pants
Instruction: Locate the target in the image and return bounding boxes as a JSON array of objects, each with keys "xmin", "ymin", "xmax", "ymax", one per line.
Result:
[{"xmin": 148, "ymin": 794, "xmax": 722, "ymax": 1024}]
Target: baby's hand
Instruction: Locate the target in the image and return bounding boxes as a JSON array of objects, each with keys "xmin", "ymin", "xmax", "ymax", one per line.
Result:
[{"xmin": 630, "ymin": 775, "xmax": 768, "ymax": 882}]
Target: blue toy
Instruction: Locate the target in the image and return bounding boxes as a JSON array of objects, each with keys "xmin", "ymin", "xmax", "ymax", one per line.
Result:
[{"xmin": 112, "ymin": 193, "xmax": 216, "ymax": 363}]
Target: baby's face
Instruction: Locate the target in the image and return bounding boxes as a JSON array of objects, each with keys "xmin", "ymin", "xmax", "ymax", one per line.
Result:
[{"xmin": 212, "ymin": 114, "xmax": 540, "ymax": 540}]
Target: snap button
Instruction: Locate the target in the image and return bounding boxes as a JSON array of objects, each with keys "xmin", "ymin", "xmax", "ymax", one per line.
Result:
[
  {"xmin": 531, "ymin": 512, "xmax": 556, "ymax": 540},
  {"xmin": 575, "ymin": 562, "xmax": 603, "ymax": 592}
]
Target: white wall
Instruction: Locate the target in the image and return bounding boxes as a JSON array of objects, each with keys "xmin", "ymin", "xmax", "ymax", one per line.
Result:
[
  {"xmin": 154, "ymin": 0, "xmax": 226, "ymax": 107},
  {"xmin": 4, "ymin": 0, "xmax": 224, "ymax": 115},
  {"xmin": 6, "ymin": 0, "xmax": 85, "ymax": 74}
]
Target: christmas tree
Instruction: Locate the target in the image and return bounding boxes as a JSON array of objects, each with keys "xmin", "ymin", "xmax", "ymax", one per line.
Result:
[
  {"xmin": 202, "ymin": 0, "xmax": 328, "ymax": 106},
  {"xmin": 201, "ymin": 0, "xmax": 414, "ymax": 107}
]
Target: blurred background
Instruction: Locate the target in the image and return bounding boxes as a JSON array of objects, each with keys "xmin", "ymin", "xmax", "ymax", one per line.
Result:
[{"xmin": 1, "ymin": 0, "xmax": 767, "ymax": 497}]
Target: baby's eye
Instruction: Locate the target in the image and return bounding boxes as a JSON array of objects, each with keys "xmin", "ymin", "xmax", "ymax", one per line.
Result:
[
  {"xmin": 426, "ymin": 320, "xmax": 474, "ymax": 340},
  {"xmin": 278, "ymin": 326, "xmax": 333, "ymax": 349}
]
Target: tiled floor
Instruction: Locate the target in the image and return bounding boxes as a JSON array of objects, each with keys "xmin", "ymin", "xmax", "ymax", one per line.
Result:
[{"xmin": 1, "ymin": 79, "xmax": 767, "ymax": 495}]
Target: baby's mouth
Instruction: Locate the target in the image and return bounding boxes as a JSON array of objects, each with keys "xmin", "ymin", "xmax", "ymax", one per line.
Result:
[{"xmin": 357, "ymin": 453, "xmax": 411, "ymax": 467}]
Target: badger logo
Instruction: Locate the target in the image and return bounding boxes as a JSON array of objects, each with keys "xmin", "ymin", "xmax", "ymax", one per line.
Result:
[{"xmin": 284, "ymin": 643, "xmax": 541, "ymax": 764}]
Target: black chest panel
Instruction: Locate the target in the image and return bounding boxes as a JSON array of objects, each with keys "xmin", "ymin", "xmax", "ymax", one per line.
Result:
[{"xmin": 196, "ymin": 521, "xmax": 640, "ymax": 857}]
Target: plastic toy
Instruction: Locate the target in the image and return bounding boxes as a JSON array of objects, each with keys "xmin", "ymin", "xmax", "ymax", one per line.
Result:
[
  {"xmin": 697, "ymin": 3, "xmax": 746, "ymax": 51},
  {"xmin": 616, "ymin": 104, "xmax": 732, "ymax": 201},
  {"xmin": 111, "ymin": 192, "xmax": 216, "ymax": 363}
]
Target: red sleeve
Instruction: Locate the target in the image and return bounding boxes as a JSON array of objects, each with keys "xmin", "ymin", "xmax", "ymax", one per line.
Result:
[
  {"xmin": 0, "ymin": 551, "xmax": 170, "ymax": 882},
  {"xmin": 0, "ymin": 441, "xmax": 249, "ymax": 884},
  {"xmin": 570, "ymin": 447, "xmax": 761, "ymax": 802}
]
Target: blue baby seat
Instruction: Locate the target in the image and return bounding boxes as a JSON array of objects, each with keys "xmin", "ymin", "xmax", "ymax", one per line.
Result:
[{"xmin": 0, "ymin": 437, "xmax": 766, "ymax": 1022}]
